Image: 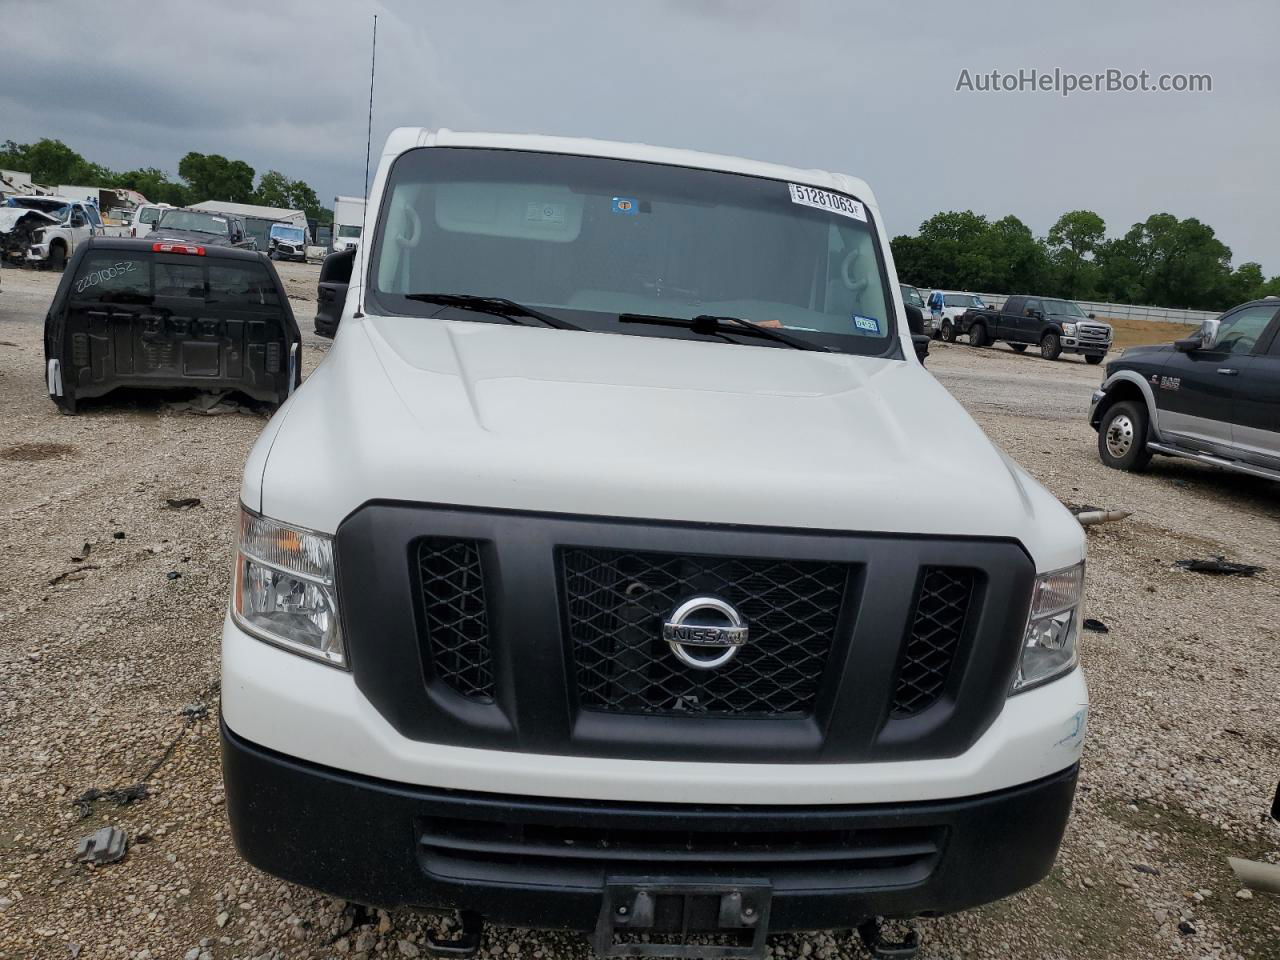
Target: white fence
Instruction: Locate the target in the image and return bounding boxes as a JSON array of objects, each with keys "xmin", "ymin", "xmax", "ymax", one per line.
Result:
[{"xmin": 968, "ymin": 293, "xmax": 1216, "ymax": 327}]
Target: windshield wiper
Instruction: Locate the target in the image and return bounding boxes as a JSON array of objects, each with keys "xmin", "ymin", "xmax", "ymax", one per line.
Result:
[
  {"xmin": 618, "ymin": 313, "xmax": 832, "ymax": 352},
  {"xmin": 403, "ymin": 293, "xmax": 583, "ymax": 331}
]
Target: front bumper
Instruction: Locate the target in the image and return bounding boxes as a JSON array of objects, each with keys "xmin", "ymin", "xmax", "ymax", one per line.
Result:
[
  {"xmin": 1089, "ymin": 389, "xmax": 1106, "ymax": 427},
  {"xmin": 222, "ymin": 718, "xmax": 1079, "ymax": 928},
  {"xmin": 1060, "ymin": 337, "xmax": 1110, "ymax": 355},
  {"xmin": 26, "ymin": 244, "xmax": 49, "ymax": 261},
  {"xmin": 221, "ymin": 616, "xmax": 1088, "ymax": 804}
]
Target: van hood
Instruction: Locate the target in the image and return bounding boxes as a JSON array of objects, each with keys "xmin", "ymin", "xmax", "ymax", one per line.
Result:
[{"xmin": 254, "ymin": 316, "xmax": 1083, "ymax": 571}]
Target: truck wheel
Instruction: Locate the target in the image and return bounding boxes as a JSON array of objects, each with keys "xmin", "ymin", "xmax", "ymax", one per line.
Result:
[
  {"xmin": 1009, "ymin": 343, "xmax": 1027, "ymax": 353},
  {"xmin": 1040, "ymin": 331, "xmax": 1062, "ymax": 360},
  {"xmin": 1098, "ymin": 400, "xmax": 1152, "ymax": 471},
  {"xmin": 940, "ymin": 320, "xmax": 955, "ymax": 342},
  {"xmin": 1085, "ymin": 354, "xmax": 1104, "ymax": 365},
  {"xmin": 48, "ymin": 243, "xmax": 67, "ymax": 272},
  {"xmin": 969, "ymin": 324, "xmax": 987, "ymax": 347}
]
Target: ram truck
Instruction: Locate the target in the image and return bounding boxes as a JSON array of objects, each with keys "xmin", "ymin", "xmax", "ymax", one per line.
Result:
[
  {"xmin": 1090, "ymin": 298, "xmax": 1280, "ymax": 480},
  {"xmin": 221, "ymin": 129, "xmax": 1090, "ymax": 957},
  {"xmin": 959, "ymin": 295, "xmax": 1112, "ymax": 362}
]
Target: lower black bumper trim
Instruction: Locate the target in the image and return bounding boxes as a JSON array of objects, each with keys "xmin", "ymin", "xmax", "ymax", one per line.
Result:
[{"xmin": 221, "ymin": 719, "xmax": 1078, "ymax": 933}]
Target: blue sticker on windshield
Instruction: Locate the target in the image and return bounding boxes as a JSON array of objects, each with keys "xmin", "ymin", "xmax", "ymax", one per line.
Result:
[
  {"xmin": 611, "ymin": 197, "xmax": 638, "ymax": 215},
  {"xmin": 852, "ymin": 314, "xmax": 881, "ymax": 334}
]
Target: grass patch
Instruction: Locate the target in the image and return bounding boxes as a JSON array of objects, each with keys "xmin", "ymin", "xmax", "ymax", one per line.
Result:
[{"xmin": 1100, "ymin": 316, "xmax": 1200, "ymax": 350}]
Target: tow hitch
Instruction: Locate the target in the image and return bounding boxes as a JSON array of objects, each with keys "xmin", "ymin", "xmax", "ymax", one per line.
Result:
[
  {"xmin": 592, "ymin": 880, "xmax": 772, "ymax": 959},
  {"xmin": 856, "ymin": 917, "xmax": 920, "ymax": 959},
  {"xmin": 423, "ymin": 910, "xmax": 483, "ymax": 958}
]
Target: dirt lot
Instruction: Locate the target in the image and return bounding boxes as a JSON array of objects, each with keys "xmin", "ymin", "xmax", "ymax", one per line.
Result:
[
  {"xmin": 1099, "ymin": 316, "xmax": 1201, "ymax": 351},
  {"xmin": 1, "ymin": 262, "xmax": 1277, "ymax": 960}
]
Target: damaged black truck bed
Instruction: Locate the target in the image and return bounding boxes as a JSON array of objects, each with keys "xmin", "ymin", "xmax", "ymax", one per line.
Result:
[{"xmin": 44, "ymin": 237, "xmax": 301, "ymax": 413}]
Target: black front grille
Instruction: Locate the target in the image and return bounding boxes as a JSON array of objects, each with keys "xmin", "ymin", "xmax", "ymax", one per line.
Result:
[
  {"xmin": 415, "ymin": 538, "xmax": 496, "ymax": 702},
  {"xmin": 420, "ymin": 813, "xmax": 942, "ymax": 891},
  {"xmin": 560, "ymin": 548, "xmax": 848, "ymax": 717},
  {"xmin": 891, "ymin": 567, "xmax": 976, "ymax": 717}
]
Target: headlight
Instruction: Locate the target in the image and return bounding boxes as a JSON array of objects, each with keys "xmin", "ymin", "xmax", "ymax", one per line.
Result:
[
  {"xmin": 1061, "ymin": 322, "xmax": 1077, "ymax": 336},
  {"xmin": 232, "ymin": 507, "xmax": 345, "ymax": 667},
  {"xmin": 1012, "ymin": 562, "xmax": 1083, "ymax": 693}
]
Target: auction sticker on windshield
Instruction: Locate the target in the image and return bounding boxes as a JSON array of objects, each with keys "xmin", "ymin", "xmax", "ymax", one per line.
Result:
[{"xmin": 788, "ymin": 183, "xmax": 867, "ymax": 222}]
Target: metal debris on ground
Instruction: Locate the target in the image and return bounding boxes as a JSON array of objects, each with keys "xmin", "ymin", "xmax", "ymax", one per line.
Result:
[
  {"xmin": 167, "ymin": 571, "xmax": 182, "ymax": 580},
  {"xmin": 180, "ymin": 703, "xmax": 208, "ymax": 721},
  {"xmin": 1083, "ymin": 618, "xmax": 1110, "ymax": 633},
  {"xmin": 1173, "ymin": 557, "xmax": 1266, "ymax": 577},
  {"xmin": 48, "ymin": 564, "xmax": 100, "ymax": 586},
  {"xmin": 1073, "ymin": 508, "xmax": 1132, "ymax": 527},
  {"xmin": 75, "ymin": 826, "xmax": 128, "ymax": 865},
  {"xmin": 73, "ymin": 784, "xmax": 149, "ymax": 819},
  {"xmin": 1228, "ymin": 856, "xmax": 1280, "ymax": 895},
  {"xmin": 164, "ymin": 497, "xmax": 202, "ymax": 510}
]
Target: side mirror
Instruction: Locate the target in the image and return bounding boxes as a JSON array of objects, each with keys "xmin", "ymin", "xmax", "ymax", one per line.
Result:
[
  {"xmin": 903, "ymin": 303, "xmax": 925, "ymax": 337},
  {"xmin": 1087, "ymin": 312, "xmax": 1096, "ymax": 320},
  {"xmin": 315, "ymin": 248, "xmax": 355, "ymax": 338},
  {"xmin": 1174, "ymin": 335, "xmax": 1202, "ymax": 352},
  {"xmin": 912, "ymin": 334, "xmax": 931, "ymax": 365}
]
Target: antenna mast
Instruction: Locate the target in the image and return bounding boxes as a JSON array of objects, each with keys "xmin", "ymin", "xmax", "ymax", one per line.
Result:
[{"xmin": 357, "ymin": 13, "xmax": 377, "ymax": 317}]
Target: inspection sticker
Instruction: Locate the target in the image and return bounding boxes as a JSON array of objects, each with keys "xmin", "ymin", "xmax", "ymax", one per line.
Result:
[
  {"xmin": 852, "ymin": 314, "xmax": 881, "ymax": 334},
  {"xmin": 788, "ymin": 183, "xmax": 866, "ymax": 222},
  {"xmin": 525, "ymin": 202, "xmax": 565, "ymax": 223},
  {"xmin": 611, "ymin": 197, "xmax": 638, "ymax": 215}
]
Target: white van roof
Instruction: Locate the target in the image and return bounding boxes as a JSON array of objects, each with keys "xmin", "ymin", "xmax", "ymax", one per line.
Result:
[{"xmin": 380, "ymin": 128, "xmax": 879, "ymax": 210}]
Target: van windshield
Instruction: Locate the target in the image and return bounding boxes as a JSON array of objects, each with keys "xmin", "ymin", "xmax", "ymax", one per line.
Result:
[
  {"xmin": 369, "ymin": 148, "xmax": 898, "ymax": 356},
  {"xmin": 271, "ymin": 225, "xmax": 306, "ymax": 243}
]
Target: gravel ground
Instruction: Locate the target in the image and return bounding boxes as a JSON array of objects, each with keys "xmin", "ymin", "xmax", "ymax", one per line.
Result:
[{"xmin": 1, "ymin": 261, "xmax": 1277, "ymax": 960}]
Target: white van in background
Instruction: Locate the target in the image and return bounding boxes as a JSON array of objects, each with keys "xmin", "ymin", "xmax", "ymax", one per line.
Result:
[
  {"xmin": 926, "ymin": 290, "xmax": 988, "ymax": 342},
  {"xmin": 332, "ymin": 195, "xmax": 365, "ymax": 253},
  {"xmin": 129, "ymin": 203, "xmax": 173, "ymax": 239}
]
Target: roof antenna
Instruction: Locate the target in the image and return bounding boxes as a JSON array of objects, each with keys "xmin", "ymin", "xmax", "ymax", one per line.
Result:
[{"xmin": 356, "ymin": 13, "xmax": 377, "ymax": 318}]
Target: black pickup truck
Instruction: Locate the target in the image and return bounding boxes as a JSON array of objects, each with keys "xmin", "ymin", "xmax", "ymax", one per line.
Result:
[
  {"xmin": 957, "ymin": 295, "xmax": 1113, "ymax": 362},
  {"xmin": 1089, "ymin": 298, "xmax": 1280, "ymax": 481}
]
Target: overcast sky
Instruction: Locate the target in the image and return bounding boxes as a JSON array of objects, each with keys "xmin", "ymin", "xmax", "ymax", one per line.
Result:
[{"xmin": 3, "ymin": 0, "xmax": 1276, "ymax": 268}]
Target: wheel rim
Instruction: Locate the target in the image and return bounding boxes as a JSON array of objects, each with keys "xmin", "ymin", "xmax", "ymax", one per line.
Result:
[{"xmin": 1105, "ymin": 414, "xmax": 1135, "ymax": 458}]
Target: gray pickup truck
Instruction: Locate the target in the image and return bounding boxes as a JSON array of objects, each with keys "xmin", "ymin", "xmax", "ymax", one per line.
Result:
[{"xmin": 958, "ymin": 295, "xmax": 1113, "ymax": 363}]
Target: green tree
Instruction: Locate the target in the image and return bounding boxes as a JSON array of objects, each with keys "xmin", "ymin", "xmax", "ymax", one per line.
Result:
[
  {"xmin": 111, "ymin": 167, "xmax": 189, "ymax": 206},
  {"xmin": 254, "ymin": 170, "xmax": 294, "ymax": 208},
  {"xmin": 1096, "ymin": 214, "xmax": 1234, "ymax": 310},
  {"xmin": 1047, "ymin": 210, "xmax": 1106, "ymax": 258},
  {"xmin": 287, "ymin": 179, "xmax": 323, "ymax": 221},
  {"xmin": 1, "ymin": 138, "xmax": 110, "ymax": 185},
  {"xmin": 976, "ymin": 215, "xmax": 1051, "ymax": 293},
  {"xmin": 254, "ymin": 170, "xmax": 324, "ymax": 221},
  {"xmin": 1225, "ymin": 262, "xmax": 1265, "ymax": 304},
  {"xmin": 1046, "ymin": 210, "xmax": 1106, "ymax": 299},
  {"xmin": 178, "ymin": 152, "xmax": 255, "ymax": 202}
]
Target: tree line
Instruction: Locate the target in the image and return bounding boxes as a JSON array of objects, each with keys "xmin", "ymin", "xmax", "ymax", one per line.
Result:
[
  {"xmin": 891, "ymin": 209, "xmax": 1278, "ymax": 311},
  {"xmin": 0, "ymin": 138, "xmax": 331, "ymax": 224}
]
